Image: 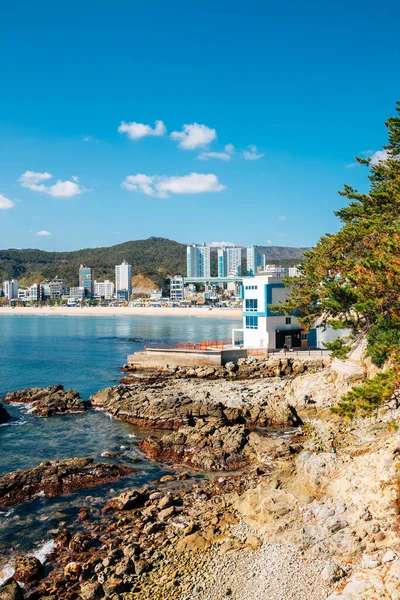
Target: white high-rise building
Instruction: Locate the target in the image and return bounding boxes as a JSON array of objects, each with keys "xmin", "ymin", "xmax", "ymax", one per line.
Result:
[
  {"xmin": 94, "ymin": 280, "xmax": 115, "ymax": 299},
  {"xmin": 186, "ymin": 244, "xmax": 211, "ymax": 278},
  {"xmin": 3, "ymin": 279, "xmax": 18, "ymax": 300},
  {"xmin": 217, "ymin": 248, "xmax": 228, "ymax": 277},
  {"xmin": 115, "ymin": 260, "xmax": 132, "ymax": 298},
  {"xmin": 217, "ymin": 246, "xmax": 242, "ymax": 277},
  {"xmin": 227, "ymin": 247, "xmax": 242, "ymax": 276},
  {"xmin": 246, "ymin": 246, "xmax": 260, "ymax": 276}
]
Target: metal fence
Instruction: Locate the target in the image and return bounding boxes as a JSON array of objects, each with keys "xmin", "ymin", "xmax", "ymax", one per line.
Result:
[
  {"xmin": 144, "ymin": 338, "xmax": 232, "ymax": 351},
  {"xmin": 268, "ymin": 347, "xmax": 331, "ymax": 357}
]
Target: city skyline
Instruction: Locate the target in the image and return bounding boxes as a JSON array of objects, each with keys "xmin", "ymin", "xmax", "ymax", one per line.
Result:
[{"xmin": 1, "ymin": 1, "xmax": 399, "ymax": 251}]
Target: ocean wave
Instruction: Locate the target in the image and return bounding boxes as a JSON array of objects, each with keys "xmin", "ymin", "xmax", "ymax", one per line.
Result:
[
  {"xmin": 30, "ymin": 539, "xmax": 56, "ymax": 564},
  {"xmin": 0, "ymin": 419, "xmax": 28, "ymax": 428},
  {"xmin": 0, "ymin": 539, "xmax": 56, "ymax": 586}
]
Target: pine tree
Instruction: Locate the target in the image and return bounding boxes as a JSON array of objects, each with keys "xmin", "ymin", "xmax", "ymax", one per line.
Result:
[{"xmin": 282, "ymin": 102, "xmax": 400, "ymax": 361}]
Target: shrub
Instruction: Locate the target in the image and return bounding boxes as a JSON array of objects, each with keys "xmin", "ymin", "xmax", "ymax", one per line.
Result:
[
  {"xmin": 367, "ymin": 319, "xmax": 400, "ymax": 367},
  {"xmin": 332, "ymin": 369, "xmax": 398, "ymax": 419}
]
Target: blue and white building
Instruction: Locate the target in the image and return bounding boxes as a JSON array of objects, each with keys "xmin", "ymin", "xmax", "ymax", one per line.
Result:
[
  {"xmin": 234, "ymin": 272, "xmax": 350, "ymax": 350},
  {"xmin": 236, "ymin": 273, "xmax": 307, "ymax": 349}
]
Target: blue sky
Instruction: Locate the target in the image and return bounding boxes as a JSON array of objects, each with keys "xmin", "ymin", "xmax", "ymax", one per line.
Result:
[{"xmin": 1, "ymin": 0, "xmax": 399, "ymax": 251}]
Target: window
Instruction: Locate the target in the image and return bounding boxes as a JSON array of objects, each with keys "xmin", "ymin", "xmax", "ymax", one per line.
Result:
[
  {"xmin": 285, "ymin": 317, "xmax": 291, "ymax": 325},
  {"xmin": 301, "ymin": 333, "xmax": 308, "ymax": 341},
  {"xmin": 245, "ymin": 299, "xmax": 258, "ymax": 312},
  {"xmin": 245, "ymin": 285, "xmax": 258, "ymax": 290},
  {"xmin": 245, "ymin": 316, "xmax": 258, "ymax": 329}
]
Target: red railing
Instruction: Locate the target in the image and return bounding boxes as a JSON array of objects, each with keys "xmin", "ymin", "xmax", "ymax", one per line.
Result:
[
  {"xmin": 247, "ymin": 348, "xmax": 269, "ymax": 356},
  {"xmin": 144, "ymin": 338, "xmax": 232, "ymax": 351}
]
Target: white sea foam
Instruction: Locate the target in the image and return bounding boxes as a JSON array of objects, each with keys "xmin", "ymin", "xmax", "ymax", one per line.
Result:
[
  {"xmin": 0, "ymin": 508, "xmax": 15, "ymax": 517},
  {"xmin": 34, "ymin": 490, "xmax": 46, "ymax": 498},
  {"xmin": 0, "ymin": 418, "xmax": 28, "ymax": 427},
  {"xmin": 0, "ymin": 538, "xmax": 58, "ymax": 584},
  {"xmin": 127, "ymin": 434, "xmax": 137, "ymax": 439},
  {"xmin": 0, "ymin": 562, "xmax": 15, "ymax": 585},
  {"xmin": 30, "ymin": 539, "xmax": 56, "ymax": 564}
]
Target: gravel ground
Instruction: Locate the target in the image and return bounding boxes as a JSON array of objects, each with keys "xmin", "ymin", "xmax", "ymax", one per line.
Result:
[{"xmin": 184, "ymin": 523, "xmax": 330, "ymax": 600}]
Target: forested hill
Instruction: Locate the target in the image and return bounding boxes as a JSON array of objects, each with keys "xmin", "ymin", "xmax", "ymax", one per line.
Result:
[{"xmin": 0, "ymin": 238, "xmax": 308, "ymax": 289}]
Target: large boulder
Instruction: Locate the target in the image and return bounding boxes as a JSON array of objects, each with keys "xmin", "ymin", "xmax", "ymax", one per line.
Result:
[
  {"xmin": 103, "ymin": 488, "xmax": 149, "ymax": 512},
  {"xmin": 2, "ymin": 385, "xmax": 87, "ymax": 416},
  {"xmin": 13, "ymin": 555, "xmax": 44, "ymax": 584},
  {"xmin": 0, "ymin": 457, "xmax": 135, "ymax": 509}
]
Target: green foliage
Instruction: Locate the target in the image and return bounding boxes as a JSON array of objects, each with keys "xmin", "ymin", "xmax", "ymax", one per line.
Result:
[
  {"xmin": 366, "ymin": 318, "xmax": 400, "ymax": 367},
  {"xmin": 332, "ymin": 370, "xmax": 398, "ymax": 419},
  {"xmin": 321, "ymin": 337, "xmax": 349, "ymax": 359},
  {"xmin": 0, "ymin": 239, "xmax": 308, "ymax": 289},
  {"xmin": 0, "ymin": 237, "xmax": 186, "ymax": 290},
  {"xmin": 272, "ymin": 102, "xmax": 400, "ymax": 363}
]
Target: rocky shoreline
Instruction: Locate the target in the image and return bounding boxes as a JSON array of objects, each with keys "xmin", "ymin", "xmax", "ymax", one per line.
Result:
[
  {"xmin": 0, "ymin": 457, "xmax": 135, "ymax": 509},
  {"xmin": 2, "ymin": 355, "xmax": 400, "ymax": 599},
  {"xmin": 2, "ymin": 385, "xmax": 88, "ymax": 417}
]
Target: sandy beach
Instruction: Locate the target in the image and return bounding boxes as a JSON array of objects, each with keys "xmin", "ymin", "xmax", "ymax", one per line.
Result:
[{"xmin": 0, "ymin": 306, "xmax": 242, "ymax": 318}]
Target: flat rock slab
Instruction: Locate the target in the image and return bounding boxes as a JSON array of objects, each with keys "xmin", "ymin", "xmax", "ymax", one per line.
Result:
[{"xmin": 0, "ymin": 457, "xmax": 135, "ymax": 509}]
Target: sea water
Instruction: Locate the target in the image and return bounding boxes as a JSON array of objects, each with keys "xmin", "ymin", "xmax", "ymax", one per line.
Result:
[{"xmin": 0, "ymin": 314, "xmax": 240, "ymax": 566}]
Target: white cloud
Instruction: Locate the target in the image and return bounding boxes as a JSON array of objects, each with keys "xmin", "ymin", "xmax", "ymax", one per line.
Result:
[
  {"xmin": 19, "ymin": 171, "xmax": 53, "ymax": 186},
  {"xmin": 266, "ymin": 239, "xmax": 273, "ymax": 244},
  {"xmin": 36, "ymin": 230, "xmax": 52, "ymax": 236},
  {"xmin": 0, "ymin": 193, "xmax": 14, "ymax": 209},
  {"xmin": 278, "ymin": 215, "xmax": 287, "ymax": 221},
  {"xmin": 171, "ymin": 123, "xmax": 217, "ymax": 150},
  {"xmin": 72, "ymin": 175, "xmax": 79, "ymax": 182},
  {"xmin": 122, "ymin": 174, "xmax": 156, "ymax": 197},
  {"xmin": 198, "ymin": 144, "xmax": 235, "ymax": 161},
  {"xmin": 118, "ymin": 120, "xmax": 166, "ymax": 140},
  {"xmin": 278, "ymin": 233, "xmax": 286, "ymax": 237},
  {"xmin": 122, "ymin": 172, "xmax": 225, "ymax": 198},
  {"xmin": 18, "ymin": 171, "xmax": 85, "ymax": 198},
  {"xmin": 346, "ymin": 149, "xmax": 390, "ymax": 169},
  {"xmin": 209, "ymin": 241, "xmax": 235, "ymax": 247},
  {"xmin": 369, "ymin": 149, "xmax": 388, "ymax": 166},
  {"xmin": 242, "ymin": 144, "xmax": 264, "ymax": 161}
]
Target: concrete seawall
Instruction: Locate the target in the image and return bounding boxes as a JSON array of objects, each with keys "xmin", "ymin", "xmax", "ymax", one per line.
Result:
[{"xmin": 127, "ymin": 348, "xmax": 248, "ymax": 368}]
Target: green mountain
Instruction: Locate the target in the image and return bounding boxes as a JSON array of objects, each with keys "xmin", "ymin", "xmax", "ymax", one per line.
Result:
[{"xmin": 0, "ymin": 238, "xmax": 308, "ymax": 289}]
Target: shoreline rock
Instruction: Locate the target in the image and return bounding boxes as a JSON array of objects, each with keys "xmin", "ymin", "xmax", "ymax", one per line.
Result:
[
  {"xmin": 90, "ymin": 382, "xmax": 302, "ymax": 431},
  {"xmin": 2, "ymin": 385, "xmax": 88, "ymax": 417},
  {"xmin": 122, "ymin": 356, "xmax": 331, "ymax": 383},
  {"xmin": 0, "ymin": 457, "xmax": 135, "ymax": 509},
  {"xmin": 139, "ymin": 423, "xmax": 253, "ymax": 471}
]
